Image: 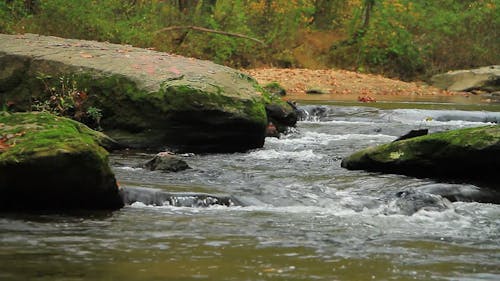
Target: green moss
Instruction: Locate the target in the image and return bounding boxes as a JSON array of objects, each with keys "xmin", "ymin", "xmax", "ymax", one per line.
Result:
[
  {"xmin": 154, "ymin": 83, "xmax": 267, "ymax": 124},
  {"xmin": 256, "ymin": 82, "xmax": 290, "ymax": 112},
  {"xmin": 0, "ymin": 111, "xmax": 123, "ymax": 210},
  {"xmin": 244, "ymin": 98, "xmax": 267, "ymax": 125},
  {"xmin": 66, "ymin": 72, "xmax": 267, "ymax": 130},
  {"xmin": 0, "ymin": 112, "xmax": 109, "ymax": 163},
  {"xmin": 263, "ymin": 81, "xmax": 286, "ymax": 96},
  {"xmin": 343, "ymin": 125, "xmax": 500, "ymax": 168}
]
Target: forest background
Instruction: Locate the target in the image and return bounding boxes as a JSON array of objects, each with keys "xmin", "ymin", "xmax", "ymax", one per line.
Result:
[{"xmin": 1, "ymin": 0, "xmax": 498, "ymax": 81}]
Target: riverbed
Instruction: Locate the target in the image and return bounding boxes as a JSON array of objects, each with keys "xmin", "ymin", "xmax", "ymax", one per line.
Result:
[{"xmin": 1, "ymin": 102, "xmax": 499, "ymax": 280}]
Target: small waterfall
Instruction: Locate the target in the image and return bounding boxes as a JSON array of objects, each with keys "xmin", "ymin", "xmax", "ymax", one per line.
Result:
[{"xmin": 296, "ymin": 105, "xmax": 331, "ymax": 121}]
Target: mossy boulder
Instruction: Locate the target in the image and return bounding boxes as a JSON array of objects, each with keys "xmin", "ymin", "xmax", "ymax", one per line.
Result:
[
  {"xmin": 0, "ymin": 33, "xmax": 267, "ymax": 152},
  {"xmin": 0, "ymin": 112, "xmax": 123, "ymax": 211},
  {"xmin": 341, "ymin": 125, "xmax": 500, "ymax": 188}
]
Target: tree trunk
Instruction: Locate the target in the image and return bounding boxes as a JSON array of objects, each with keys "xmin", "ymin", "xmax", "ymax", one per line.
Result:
[
  {"xmin": 313, "ymin": 0, "xmax": 335, "ymax": 29},
  {"xmin": 361, "ymin": 0, "xmax": 375, "ymax": 30},
  {"xmin": 178, "ymin": 0, "xmax": 201, "ymax": 12}
]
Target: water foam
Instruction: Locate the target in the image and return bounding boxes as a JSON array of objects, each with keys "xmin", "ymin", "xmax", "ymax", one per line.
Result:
[
  {"xmin": 386, "ymin": 109, "xmax": 500, "ymax": 126},
  {"xmin": 267, "ymin": 132, "xmax": 395, "ymax": 147},
  {"xmin": 301, "ymin": 120, "xmax": 376, "ymax": 125},
  {"xmin": 247, "ymin": 149, "xmax": 323, "ymax": 160},
  {"xmin": 116, "ymin": 166, "xmax": 143, "ymax": 171}
]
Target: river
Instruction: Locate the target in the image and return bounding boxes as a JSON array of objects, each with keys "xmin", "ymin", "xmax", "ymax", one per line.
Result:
[{"xmin": 1, "ymin": 102, "xmax": 499, "ymax": 280}]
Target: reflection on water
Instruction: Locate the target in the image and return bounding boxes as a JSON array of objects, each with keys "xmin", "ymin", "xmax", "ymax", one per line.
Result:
[
  {"xmin": 1, "ymin": 105, "xmax": 499, "ymax": 280},
  {"xmin": 287, "ymin": 92, "xmax": 500, "ymax": 110}
]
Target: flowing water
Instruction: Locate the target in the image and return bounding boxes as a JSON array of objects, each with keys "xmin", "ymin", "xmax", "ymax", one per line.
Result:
[{"xmin": 1, "ymin": 104, "xmax": 499, "ymax": 281}]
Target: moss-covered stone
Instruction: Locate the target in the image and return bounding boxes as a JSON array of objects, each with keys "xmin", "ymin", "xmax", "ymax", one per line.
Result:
[
  {"xmin": 0, "ymin": 34, "xmax": 269, "ymax": 152},
  {"xmin": 263, "ymin": 82, "xmax": 286, "ymax": 96},
  {"xmin": 341, "ymin": 125, "xmax": 500, "ymax": 188},
  {"xmin": 0, "ymin": 112, "xmax": 123, "ymax": 211}
]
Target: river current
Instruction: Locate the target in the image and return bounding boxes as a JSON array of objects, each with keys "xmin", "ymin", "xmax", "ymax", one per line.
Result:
[{"xmin": 1, "ymin": 104, "xmax": 499, "ymax": 280}]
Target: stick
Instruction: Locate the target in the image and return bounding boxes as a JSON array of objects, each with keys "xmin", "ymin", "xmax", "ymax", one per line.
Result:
[{"xmin": 155, "ymin": 25, "xmax": 266, "ymax": 45}]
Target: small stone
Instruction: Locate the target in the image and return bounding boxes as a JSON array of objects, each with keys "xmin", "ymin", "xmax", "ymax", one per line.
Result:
[
  {"xmin": 143, "ymin": 152, "xmax": 191, "ymax": 172},
  {"xmin": 305, "ymin": 88, "xmax": 329, "ymax": 95}
]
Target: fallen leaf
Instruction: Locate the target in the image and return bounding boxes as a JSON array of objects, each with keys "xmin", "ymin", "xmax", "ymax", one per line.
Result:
[
  {"xmin": 0, "ymin": 137, "xmax": 9, "ymax": 151},
  {"xmin": 262, "ymin": 268, "xmax": 276, "ymax": 273},
  {"xmin": 168, "ymin": 67, "xmax": 181, "ymax": 75}
]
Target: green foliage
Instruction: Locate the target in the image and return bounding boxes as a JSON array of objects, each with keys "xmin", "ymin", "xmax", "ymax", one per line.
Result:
[
  {"xmin": 360, "ymin": 1, "xmax": 425, "ymax": 79},
  {"xmin": 196, "ymin": 0, "xmax": 256, "ymax": 65},
  {"xmin": 1, "ymin": 0, "xmax": 498, "ymax": 80},
  {"xmin": 331, "ymin": 0, "xmax": 499, "ymax": 79},
  {"xmin": 32, "ymin": 73, "xmax": 103, "ymax": 130},
  {"xmin": 417, "ymin": 0, "xmax": 500, "ymax": 74},
  {"xmin": 86, "ymin": 106, "xmax": 103, "ymax": 130},
  {"xmin": 0, "ymin": 0, "xmax": 29, "ymax": 33}
]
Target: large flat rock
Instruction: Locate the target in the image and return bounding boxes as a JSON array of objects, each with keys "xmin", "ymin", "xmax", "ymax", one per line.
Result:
[
  {"xmin": 431, "ymin": 65, "xmax": 500, "ymax": 92},
  {"xmin": 0, "ymin": 33, "xmax": 267, "ymax": 152}
]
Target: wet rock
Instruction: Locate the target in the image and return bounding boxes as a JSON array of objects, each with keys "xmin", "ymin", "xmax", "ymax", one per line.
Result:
[
  {"xmin": 388, "ymin": 190, "xmax": 453, "ymax": 216},
  {"xmin": 265, "ymin": 122, "xmax": 280, "ymax": 138},
  {"xmin": 431, "ymin": 65, "xmax": 500, "ymax": 92},
  {"xmin": 0, "ymin": 33, "xmax": 267, "ymax": 153},
  {"xmin": 143, "ymin": 152, "xmax": 190, "ymax": 172},
  {"xmin": 119, "ymin": 186, "xmax": 242, "ymax": 207},
  {"xmin": 341, "ymin": 125, "xmax": 500, "ymax": 189},
  {"xmin": 265, "ymin": 102, "xmax": 298, "ymax": 134},
  {"xmin": 0, "ymin": 112, "xmax": 123, "ymax": 211},
  {"xmin": 393, "ymin": 129, "xmax": 428, "ymax": 142},
  {"xmin": 417, "ymin": 183, "xmax": 500, "ymax": 204}
]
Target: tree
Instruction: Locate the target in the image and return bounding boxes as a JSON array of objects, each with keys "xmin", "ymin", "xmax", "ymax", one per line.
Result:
[{"xmin": 312, "ymin": 0, "xmax": 335, "ymax": 28}]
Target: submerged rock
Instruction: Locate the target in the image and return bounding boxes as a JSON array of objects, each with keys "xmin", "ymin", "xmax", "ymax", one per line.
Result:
[
  {"xmin": 119, "ymin": 186, "xmax": 242, "ymax": 207},
  {"xmin": 143, "ymin": 152, "xmax": 190, "ymax": 172},
  {"xmin": 0, "ymin": 112, "xmax": 123, "ymax": 211},
  {"xmin": 388, "ymin": 190, "xmax": 453, "ymax": 216},
  {"xmin": 417, "ymin": 183, "xmax": 500, "ymax": 204},
  {"xmin": 341, "ymin": 125, "xmax": 500, "ymax": 189},
  {"xmin": 0, "ymin": 33, "xmax": 267, "ymax": 152}
]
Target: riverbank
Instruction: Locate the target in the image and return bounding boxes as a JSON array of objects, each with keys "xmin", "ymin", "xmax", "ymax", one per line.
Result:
[{"xmin": 244, "ymin": 68, "xmax": 472, "ymax": 103}]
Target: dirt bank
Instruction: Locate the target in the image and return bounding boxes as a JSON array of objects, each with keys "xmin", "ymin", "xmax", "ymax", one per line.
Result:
[{"xmin": 244, "ymin": 68, "xmax": 470, "ymax": 103}]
